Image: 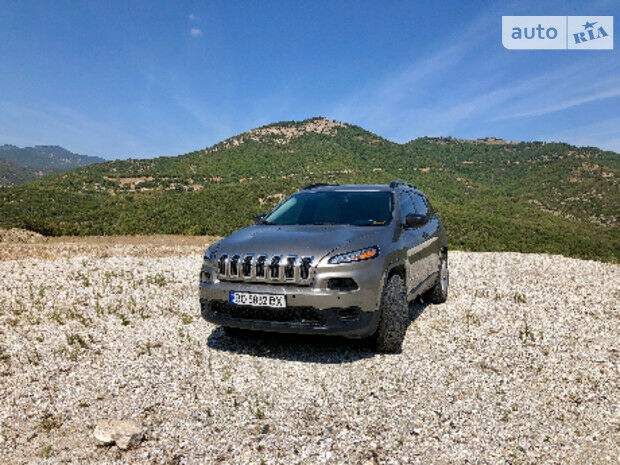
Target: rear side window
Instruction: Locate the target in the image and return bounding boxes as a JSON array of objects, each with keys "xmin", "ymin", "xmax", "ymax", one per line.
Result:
[
  {"xmin": 399, "ymin": 191, "xmax": 415, "ymax": 222},
  {"xmin": 424, "ymin": 197, "xmax": 435, "ymax": 217},
  {"xmin": 411, "ymin": 193, "xmax": 428, "ymax": 216}
]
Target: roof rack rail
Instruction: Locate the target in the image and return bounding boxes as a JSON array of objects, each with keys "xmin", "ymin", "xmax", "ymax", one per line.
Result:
[
  {"xmin": 389, "ymin": 180, "xmax": 416, "ymax": 189},
  {"xmin": 303, "ymin": 183, "xmax": 339, "ymax": 190}
]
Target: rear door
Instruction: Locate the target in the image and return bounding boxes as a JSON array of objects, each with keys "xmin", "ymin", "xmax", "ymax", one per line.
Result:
[{"xmin": 411, "ymin": 192, "xmax": 440, "ymax": 281}]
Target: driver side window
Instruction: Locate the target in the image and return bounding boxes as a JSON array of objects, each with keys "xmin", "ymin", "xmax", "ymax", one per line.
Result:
[{"xmin": 399, "ymin": 191, "xmax": 415, "ymax": 223}]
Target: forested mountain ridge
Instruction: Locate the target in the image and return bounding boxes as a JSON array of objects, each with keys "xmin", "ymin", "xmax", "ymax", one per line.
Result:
[
  {"xmin": 0, "ymin": 158, "xmax": 40, "ymax": 185},
  {"xmin": 1, "ymin": 117, "xmax": 617, "ymax": 261}
]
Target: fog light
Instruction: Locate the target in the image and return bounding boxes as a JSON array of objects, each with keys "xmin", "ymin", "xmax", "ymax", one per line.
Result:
[
  {"xmin": 327, "ymin": 278, "xmax": 358, "ymax": 291},
  {"xmin": 336, "ymin": 307, "xmax": 361, "ymax": 322},
  {"xmin": 200, "ymin": 270, "xmax": 213, "ymax": 283}
]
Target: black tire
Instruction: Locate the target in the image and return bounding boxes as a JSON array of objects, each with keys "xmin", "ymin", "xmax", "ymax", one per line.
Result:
[
  {"xmin": 372, "ymin": 275, "xmax": 409, "ymax": 352},
  {"xmin": 426, "ymin": 251, "xmax": 448, "ymax": 304}
]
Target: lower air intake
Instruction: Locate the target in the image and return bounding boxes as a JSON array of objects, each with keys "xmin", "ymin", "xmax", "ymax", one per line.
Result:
[{"xmin": 209, "ymin": 301, "xmax": 326, "ymax": 326}]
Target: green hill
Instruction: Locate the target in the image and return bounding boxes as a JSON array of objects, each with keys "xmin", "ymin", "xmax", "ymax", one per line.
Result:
[
  {"xmin": 0, "ymin": 117, "xmax": 618, "ymax": 261},
  {"xmin": 0, "ymin": 158, "xmax": 39, "ymax": 185},
  {"xmin": 0, "ymin": 144, "xmax": 105, "ymax": 185}
]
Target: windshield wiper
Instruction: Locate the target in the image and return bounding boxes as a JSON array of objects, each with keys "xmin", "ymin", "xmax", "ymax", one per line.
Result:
[
  {"xmin": 312, "ymin": 222, "xmax": 343, "ymax": 225},
  {"xmin": 355, "ymin": 221, "xmax": 387, "ymax": 226}
]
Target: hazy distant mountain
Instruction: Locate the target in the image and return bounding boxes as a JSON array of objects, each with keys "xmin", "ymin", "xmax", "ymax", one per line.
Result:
[{"xmin": 0, "ymin": 144, "xmax": 105, "ymax": 185}]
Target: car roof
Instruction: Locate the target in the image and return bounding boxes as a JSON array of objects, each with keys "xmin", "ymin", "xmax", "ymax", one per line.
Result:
[
  {"xmin": 304, "ymin": 184, "xmax": 393, "ymax": 192},
  {"xmin": 303, "ymin": 183, "xmax": 424, "ymax": 195}
]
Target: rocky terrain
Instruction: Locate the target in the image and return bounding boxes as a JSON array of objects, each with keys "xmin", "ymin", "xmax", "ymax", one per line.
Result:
[
  {"xmin": 0, "ymin": 236, "xmax": 618, "ymax": 464},
  {"xmin": 209, "ymin": 118, "xmax": 348, "ymax": 152}
]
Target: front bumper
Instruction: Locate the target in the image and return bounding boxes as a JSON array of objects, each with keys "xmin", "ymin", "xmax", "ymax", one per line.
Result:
[
  {"xmin": 199, "ymin": 255, "xmax": 384, "ymax": 338},
  {"xmin": 200, "ymin": 298, "xmax": 380, "ymax": 337}
]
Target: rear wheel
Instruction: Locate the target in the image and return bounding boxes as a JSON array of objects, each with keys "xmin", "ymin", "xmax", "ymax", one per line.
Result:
[
  {"xmin": 426, "ymin": 251, "xmax": 448, "ymax": 304},
  {"xmin": 372, "ymin": 275, "xmax": 408, "ymax": 352}
]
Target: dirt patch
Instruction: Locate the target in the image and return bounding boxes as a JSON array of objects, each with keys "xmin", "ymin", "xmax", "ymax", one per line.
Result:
[
  {"xmin": 103, "ymin": 176, "xmax": 155, "ymax": 187},
  {"xmin": 258, "ymin": 193, "xmax": 286, "ymax": 206},
  {"xmin": 0, "ymin": 228, "xmax": 45, "ymax": 243},
  {"xmin": 0, "ymin": 235, "xmax": 219, "ymax": 261},
  {"xmin": 428, "ymin": 137, "xmax": 518, "ymax": 145}
]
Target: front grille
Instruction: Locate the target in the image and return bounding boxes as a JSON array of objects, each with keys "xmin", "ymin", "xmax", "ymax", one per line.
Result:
[
  {"xmin": 217, "ymin": 253, "xmax": 314, "ymax": 285},
  {"xmin": 208, "ymin": 301, "xmax": 326, "ymax": 326}
]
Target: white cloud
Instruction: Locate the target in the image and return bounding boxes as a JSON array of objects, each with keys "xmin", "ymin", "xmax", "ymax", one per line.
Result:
[
  {"xmin": 538, "ymin": 117, "xmax": 620, "ymax": 152},
  {"xmin": 498, "ymin": 85, "xmax": 620, "ymax": 120},
  {"xmin": 190, "ymin": 28, "xmax": 202, "ymax": 37},
  {"xmin": 0, "ymin": 100, "xmax": 143, "ymax": 158},
  {"xmin": 329, "ymin": 9, "xmax": 501, "ymax": 140},
  {"xmin": 188, "ymin": 13, "xmax": 198, "ymax": 22},
  {"xmin": 329, "ymin": 4, "xmax": 620, "ymax": 145}
]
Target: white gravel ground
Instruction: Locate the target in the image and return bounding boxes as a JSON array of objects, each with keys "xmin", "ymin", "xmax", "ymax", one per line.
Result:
[{"xmin": 0, "ymin": 250, "xmax": 618, "ymax": 464}]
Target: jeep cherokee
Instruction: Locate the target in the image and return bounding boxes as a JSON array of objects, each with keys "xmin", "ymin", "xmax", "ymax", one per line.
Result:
[{"xmin": 199, "ymin": 181, "xmax": 448, "ymax": 352}]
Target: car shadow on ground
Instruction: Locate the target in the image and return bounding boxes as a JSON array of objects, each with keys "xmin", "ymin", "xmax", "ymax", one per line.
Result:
[{"xmin": 205, "ymin": 298, "xmax": 430, "ymax": 364}]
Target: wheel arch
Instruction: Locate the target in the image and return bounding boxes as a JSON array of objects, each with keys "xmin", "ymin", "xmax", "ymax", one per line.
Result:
[
  {"xmin": 387, "ymin": 262, "xmax": 406, "ymax": 281},
  {"xmin": 377, "ymin": 258, "xmax": 406, "ymax": 305}
]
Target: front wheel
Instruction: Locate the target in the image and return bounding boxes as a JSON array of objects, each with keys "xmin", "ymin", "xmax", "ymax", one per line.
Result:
[
  {"xmin": 372, "ymin": 275, "xmax": 409, "ymax": 353},
  {"xmin": 426, "ymin": 251, "xmax": 448, "ymax": 304}
]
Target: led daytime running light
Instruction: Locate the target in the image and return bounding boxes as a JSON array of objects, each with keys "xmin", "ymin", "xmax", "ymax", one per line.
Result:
[{"xmin": 328, "ymin": 247, "xmax": 379, "ymax": 264}]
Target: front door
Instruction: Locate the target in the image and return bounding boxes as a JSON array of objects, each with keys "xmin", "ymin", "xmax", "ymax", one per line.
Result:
[{"xmin": 399, "ymin": 191, "xmax": 426, "ymax": 294}]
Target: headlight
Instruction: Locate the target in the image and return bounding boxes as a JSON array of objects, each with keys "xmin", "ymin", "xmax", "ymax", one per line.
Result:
[{"xmin": 328, "ymin": 246, "xmax": 379, "ymax": 264}]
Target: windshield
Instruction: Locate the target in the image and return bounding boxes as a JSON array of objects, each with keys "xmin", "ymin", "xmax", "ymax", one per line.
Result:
[{"xmin": 263, "ymin": 191, "xmax": 393, "ymax": 226}]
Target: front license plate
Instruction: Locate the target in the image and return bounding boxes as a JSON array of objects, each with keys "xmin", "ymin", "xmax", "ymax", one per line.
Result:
[{"xmin": 229, "ymin": 291, "xmax": 286, "ymax": 308}]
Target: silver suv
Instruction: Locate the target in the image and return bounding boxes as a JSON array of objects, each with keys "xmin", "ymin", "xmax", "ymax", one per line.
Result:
[{"xmin": 199, "ymin": 181, "xmax": 448, "ymax": 352}]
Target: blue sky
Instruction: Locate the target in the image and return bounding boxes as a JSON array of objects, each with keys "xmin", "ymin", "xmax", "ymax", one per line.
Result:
[{"xmin": 0, "ymin": 0, "xmax": 618, "ymax": 159}]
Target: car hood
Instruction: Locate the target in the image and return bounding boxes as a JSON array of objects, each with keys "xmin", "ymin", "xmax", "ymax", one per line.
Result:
[{"xmin": 215, "ymin": 224, "xmax": 389, "ymax": 261}]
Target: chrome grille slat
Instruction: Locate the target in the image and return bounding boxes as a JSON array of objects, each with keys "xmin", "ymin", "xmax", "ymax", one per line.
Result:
[
  {"xmin": 284, "ymin": 255, "xmax": 297, "ymax": 281},
  {"xmin": 278, "ymin": 258, "xmax": 286, "ymax": 283},
  {"xmin": 242, "ymin": 254, "xmax": 253, "ymax": 278},
  {"xmin": 229, "ymin": 254, "xmax": 241, "ymax": 278},
  {"xmin": 217, "ymin": 253, "xmax": 314, "ymax": 284},
  {"xmin": 270, "ymin": 255, "xmax": 281, "ymax": 280},
  {"xmin": 292, "ymin": 257, "xmax": 301, "ymax": 282},
  {"xmin": 300, "ymin": 256, "xmax": 312, "ymax": 280},
  {"xmin": 255, "ymin": 255, "xmax": 267, "ymax": 280},
  {"xmin": 218, "ymin": 254, "xmax": 228, "ymax": 275}
]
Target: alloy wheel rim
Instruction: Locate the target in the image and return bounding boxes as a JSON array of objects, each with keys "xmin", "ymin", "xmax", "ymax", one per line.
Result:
[{"xmin": 440, "ymin": 258, "xmax": 448, "ymax": 294}]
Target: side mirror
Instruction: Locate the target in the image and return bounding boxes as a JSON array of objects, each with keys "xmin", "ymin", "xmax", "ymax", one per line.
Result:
[
  {"xmin": 253, "ymin": 213, "xmax": 267, "ymax": 224},
  {"xmin": 404, "ymin": 214, "xmax": 428, "ymax": 228}
]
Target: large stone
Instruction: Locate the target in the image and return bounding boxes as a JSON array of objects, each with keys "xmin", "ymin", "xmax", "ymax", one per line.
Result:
[{"xmin": 93, "ymin": 419, "xmax": 144, "ymax": 450}]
